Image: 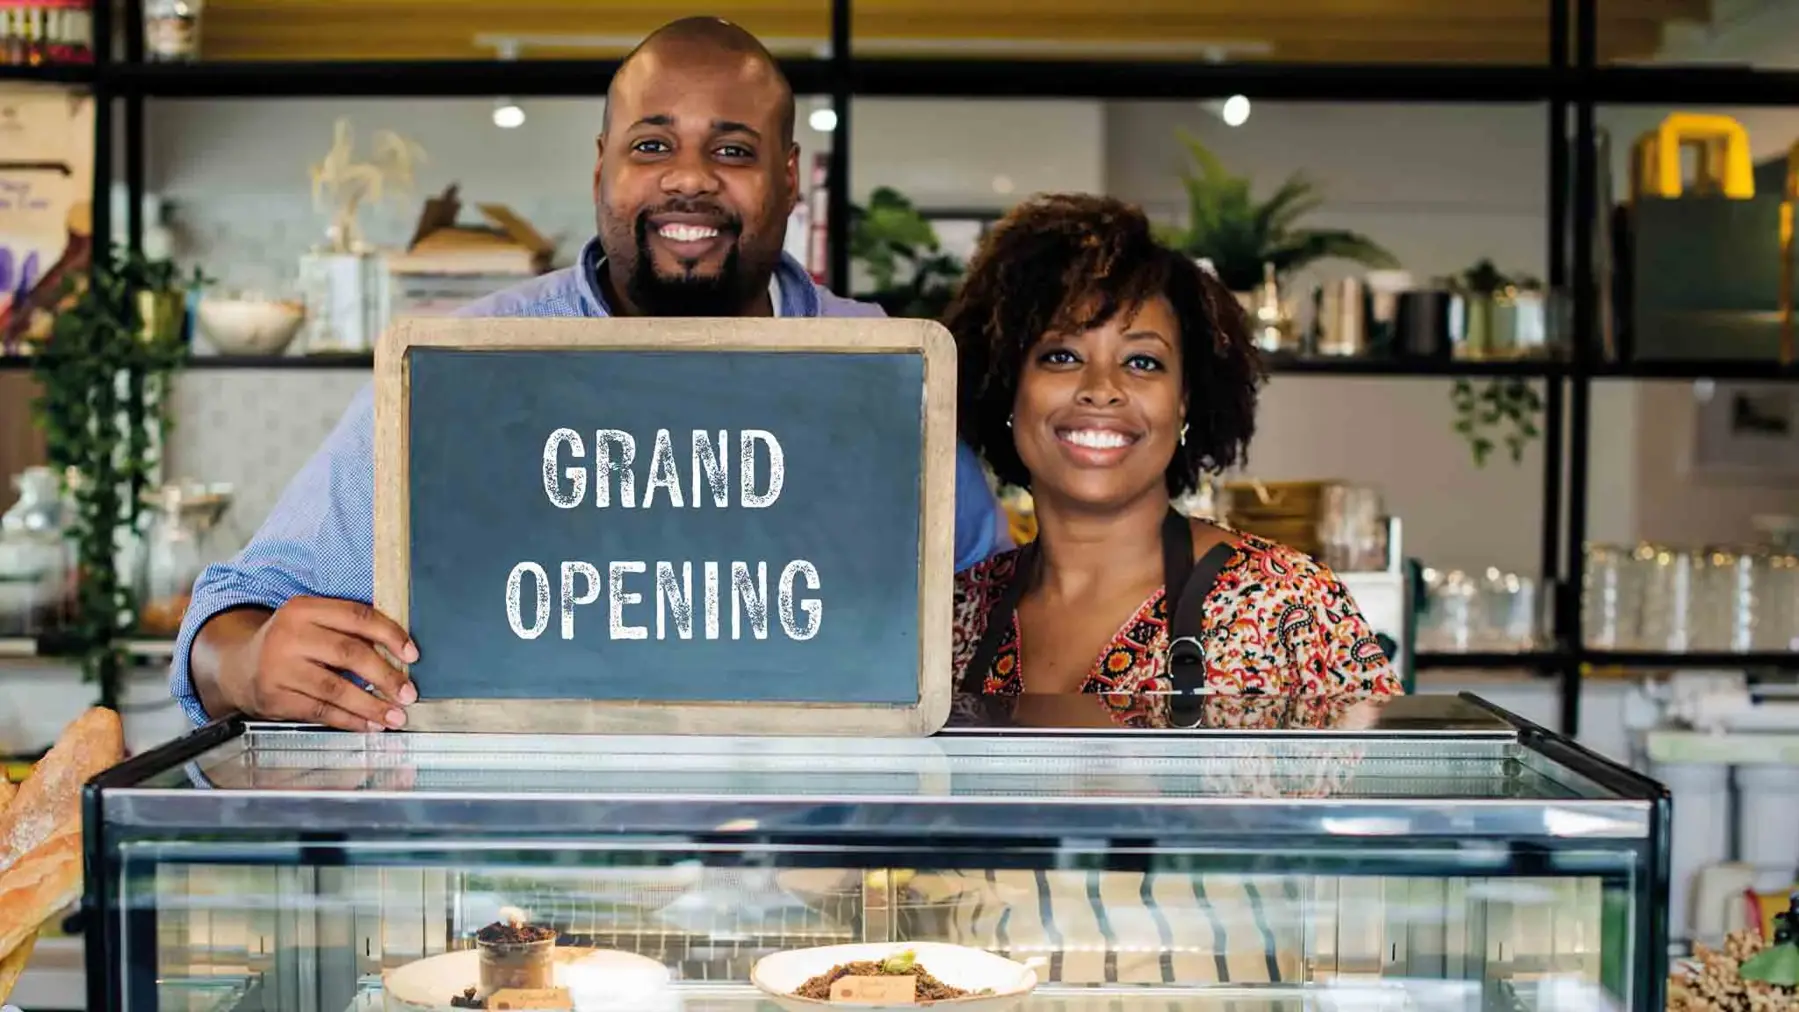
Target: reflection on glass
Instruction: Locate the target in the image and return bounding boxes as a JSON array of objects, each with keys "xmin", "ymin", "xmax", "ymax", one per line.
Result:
[{"xmin": 134, "ymin": 854, "xmax": 1631, "ymax": 1010}]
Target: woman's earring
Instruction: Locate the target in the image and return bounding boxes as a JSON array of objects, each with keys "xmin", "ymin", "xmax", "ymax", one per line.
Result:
[
  {"xmin": 1007, "ymin": 415, "xmax": 1014, "ymax": 429},
  {"xmin": 1180, "ymin": 424, "xmax": 1189, "ymax": 446}
]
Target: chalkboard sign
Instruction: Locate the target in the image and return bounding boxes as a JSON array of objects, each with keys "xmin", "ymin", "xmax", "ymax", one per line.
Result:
[{"xmin": 372, "ymin": 317, "xmax": 957, "ymax": 736}]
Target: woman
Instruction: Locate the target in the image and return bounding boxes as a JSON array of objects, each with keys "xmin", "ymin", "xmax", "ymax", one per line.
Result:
[{"xmin": 945, "ymin": 193, "xmax": 1402, "ymax": 726}]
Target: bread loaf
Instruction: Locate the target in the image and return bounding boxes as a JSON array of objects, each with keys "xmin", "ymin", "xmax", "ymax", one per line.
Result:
[
  {"xmin": 0, "ymin": 707, "xmax": 126, "ymax": 972},
  {"xmin": 0, "ymin": 930, "xmax": 37, "ymax": 1006},
  {"xmin": 0, "ymin": 830, "xmax": 79, "ymax": 967},
  {"xmin": 0, "ymin": 707, "xmax": 123, "ymax": 876}
]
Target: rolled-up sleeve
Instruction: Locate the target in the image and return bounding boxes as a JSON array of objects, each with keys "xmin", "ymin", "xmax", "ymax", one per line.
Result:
[{"xmin": 168, "ymin": 381, "xmax": 379, "ymax": 725}]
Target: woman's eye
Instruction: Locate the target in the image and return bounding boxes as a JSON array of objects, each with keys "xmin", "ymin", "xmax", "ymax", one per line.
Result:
[
  {"xmin": 1037, "ymin": 348, "xmax": 1079, "ymax": 365},
  {"xmin": 1126, "ymin": 354, "xmax": 1164, "ymax": 371}
]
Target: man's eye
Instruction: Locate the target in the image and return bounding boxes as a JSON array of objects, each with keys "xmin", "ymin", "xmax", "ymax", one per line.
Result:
[
  {"xmin": 716, "ymin": 144, "xmax": 755, "ymax": 159},
  {"xmin": 633, "ymin": 139, "xmax": 670, "ymax": 155}
]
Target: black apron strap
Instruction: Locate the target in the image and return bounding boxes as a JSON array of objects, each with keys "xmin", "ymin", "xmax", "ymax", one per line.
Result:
[
  {"xmin": 1166, "ymin": 539, "xmax": 1240, "ymax": 727},
  {"xmin": 1167, "ymin": 541, "xmax": 1240, "ymax": 693},
  {"xmin": 957, "ymin": 543, "xmax": 1037, "ymax": 695}
]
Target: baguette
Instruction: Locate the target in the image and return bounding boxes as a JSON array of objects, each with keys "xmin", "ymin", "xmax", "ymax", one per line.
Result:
[
  {"xmin": 0, "ymin": 930, "xmax": 37, "ymax": 1006},
  {"xmin": 0, "ymin": 707, "xmax": 123, "ymax": 876},
  {"xmin": 0, "ymin": 830, "xmax": 79, "ymax": 966}
]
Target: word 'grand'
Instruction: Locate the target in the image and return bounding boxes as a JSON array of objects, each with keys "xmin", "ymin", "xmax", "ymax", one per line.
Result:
[{"xmin": 542, "ymin": 428, "xmax": 785, "ymax": 509}]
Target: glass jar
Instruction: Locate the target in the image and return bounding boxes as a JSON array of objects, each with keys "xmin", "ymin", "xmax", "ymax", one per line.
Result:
[
  {"xmin": 0, "ymin": 466, "xmax": 73, "ymax": 636},
  {"xmin": 136, "ymin": 482, "xmax": 233, "ymax": 637},
  {"xmin": 142, "ymin": 0, "xmax": 200, "ymax": 61},
  {"xmin": 1582, "ymin": 543, "xmax": 1636, "ymax": 649},
  {"xmin": 1638, "ymin": 542, "xmax": 1703, "ymax": 652}
]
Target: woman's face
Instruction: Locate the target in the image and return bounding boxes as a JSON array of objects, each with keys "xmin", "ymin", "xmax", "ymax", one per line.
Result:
[{"xmin": 1012, "ymin": 295, "xmax": 1185, "ymax": 511}]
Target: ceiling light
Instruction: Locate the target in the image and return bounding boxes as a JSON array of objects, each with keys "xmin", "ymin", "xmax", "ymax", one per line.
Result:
[
  {"xmin": 493, "ymin": 100, "xmax": 525, "ymax": 129},
  {"xmin": 808, "ymin": 106, "xmax": 838, "ymax": 133},
  {"xmin": 1221, "ymin": 94, "xmax": 1251, "ymax": 127}
]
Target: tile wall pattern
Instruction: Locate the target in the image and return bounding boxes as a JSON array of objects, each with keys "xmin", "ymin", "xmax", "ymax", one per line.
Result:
[{"xmin": 166, "ymin": 370, "xmax": 368, "ymax": 554}]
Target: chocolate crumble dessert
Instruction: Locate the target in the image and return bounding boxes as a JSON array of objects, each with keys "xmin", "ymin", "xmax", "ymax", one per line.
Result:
[{"xmin": 475, "ymin": 920, "xmax": 557, "ymax": 946}]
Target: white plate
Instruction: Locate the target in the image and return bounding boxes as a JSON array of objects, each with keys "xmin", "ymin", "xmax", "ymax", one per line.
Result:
[
  {"xmin": 382, "ymin": 946, "xmax": 670, "ymax": 1010},
  {"xmin": 750, "ymin": 942, "xmax": 1037, "ymax": 1012}
]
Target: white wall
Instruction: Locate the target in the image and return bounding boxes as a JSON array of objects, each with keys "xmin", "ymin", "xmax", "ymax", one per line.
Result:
[{"xmin": 145, "ymin": 69, "xmax": 1799, "ymax": 575}]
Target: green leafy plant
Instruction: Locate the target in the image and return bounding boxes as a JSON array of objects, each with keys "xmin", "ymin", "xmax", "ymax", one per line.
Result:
[
  {"xmin": 30, "ymin": 245, "xmax": 198, "ymax": 707},
  {"xmin": 1157, "ymin": 130, "xmax": 1399, "ymax": 293},
  {"xmin": 1741, "ymin": 896, "xmax": 1799, "ymax": 986},
  {"xmin": 1451, "ymin": 377, "xmax": 1542, "ymax": 467},
  {"xmin": 849, "ymin": 186, "xmax": 967, "ymax": 320},
  {"xmin": 1448, "ymin": 259, "xmax": 1546, "ymax": 467}
]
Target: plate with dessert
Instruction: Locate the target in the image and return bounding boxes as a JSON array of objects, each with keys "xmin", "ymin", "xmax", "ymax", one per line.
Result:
[
  {"xmin": 382, "ymin": 911, "xmax": 673, "ymax": 1011},
  {"xmin": 751, "ymin": 942, "xmax": 1037, "ymax": 1011}
]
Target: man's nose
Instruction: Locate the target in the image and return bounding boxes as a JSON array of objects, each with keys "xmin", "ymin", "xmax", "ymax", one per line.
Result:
[{"xmin": 661, "ymin": 151, "xmax": 720, "ymax": 195}]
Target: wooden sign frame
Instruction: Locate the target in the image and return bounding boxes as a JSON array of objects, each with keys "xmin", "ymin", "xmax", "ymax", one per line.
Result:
[{"xmin": 373, "ymin": 316, "xmax": 957, "ymax": 736}]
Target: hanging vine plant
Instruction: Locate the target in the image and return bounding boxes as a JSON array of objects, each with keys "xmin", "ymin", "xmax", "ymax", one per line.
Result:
[
  {"xmin": 29, "ymin": 244, "xmax": 198, "ymax": 708},
  {"xmin": 1447, "ymin": 259, "xmax": 1547, "ymax": 467},
  {"xmin": 1451, "ymin": 376, "xmax": 1542, "ymax": 467}
]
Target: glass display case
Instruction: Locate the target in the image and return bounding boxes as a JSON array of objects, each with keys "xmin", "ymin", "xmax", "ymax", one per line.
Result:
[{"xmin": 82, "ymin": 693, "xmax": 1668, "ymax": 1012}]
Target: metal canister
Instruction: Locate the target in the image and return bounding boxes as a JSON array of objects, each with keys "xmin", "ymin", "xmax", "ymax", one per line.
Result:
[{"xmin": 1313, "ymin": 278, "xmax": 1367, "ymax": 357}]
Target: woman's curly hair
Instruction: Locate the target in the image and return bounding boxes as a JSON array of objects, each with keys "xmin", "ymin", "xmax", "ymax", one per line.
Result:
[{"xmin": 944, "ymin": 192, "xmax": 1266, "ymax": 497}]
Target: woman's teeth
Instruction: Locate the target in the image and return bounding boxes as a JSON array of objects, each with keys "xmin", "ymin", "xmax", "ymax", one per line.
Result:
[
  {"xmin": 1060, "ymin": 429, "xmax": 1135, "ymax": 449},
  {"xmin": 659, "ymin": 224, "xmax": 720, "ymax": 242}
]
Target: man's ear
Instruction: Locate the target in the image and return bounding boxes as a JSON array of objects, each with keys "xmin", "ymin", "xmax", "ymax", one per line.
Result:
[{"xmin": 785, "ymin": 143, "xmax": 801, "ymax": 214}]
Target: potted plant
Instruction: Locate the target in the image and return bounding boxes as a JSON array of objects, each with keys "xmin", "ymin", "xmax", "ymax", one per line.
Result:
[
  {"xmin": 28, "ymin": 244, "xmax": 197, "ymax": 709},
  {"xmin": 849, "ymin": 187, "xmax": 967, "ymax": 320},
  {"xmin": 1158, "ymin": 129, "xmax": 1398, "ymax": 296}
]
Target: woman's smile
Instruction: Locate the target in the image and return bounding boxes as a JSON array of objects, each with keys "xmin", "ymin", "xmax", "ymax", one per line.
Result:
[{"xmin": 1052, "ymin": 420, "xmax": 1143, "ymax": 467}]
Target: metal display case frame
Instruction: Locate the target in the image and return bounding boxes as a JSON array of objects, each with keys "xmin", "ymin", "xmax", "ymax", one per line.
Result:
[{"xmin": 80, "ymin": 693, "xmax": 1670, "ymax": 1012}]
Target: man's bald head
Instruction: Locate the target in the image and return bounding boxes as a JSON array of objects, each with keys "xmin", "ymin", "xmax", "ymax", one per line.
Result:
[{"xmin": 604, "ymin": 16, "xmax": 795, "ymax": 146}]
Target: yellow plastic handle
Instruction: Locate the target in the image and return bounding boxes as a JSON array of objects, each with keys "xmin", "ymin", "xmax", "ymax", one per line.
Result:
[{"xmin": 1631, "ymin": 113, "xmax": 1756, "ymax": 200}]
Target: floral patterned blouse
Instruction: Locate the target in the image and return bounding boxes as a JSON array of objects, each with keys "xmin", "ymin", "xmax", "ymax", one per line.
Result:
[{"xmin": 951, "ymin": 528, "xmax": 1404, "ymax": 727}]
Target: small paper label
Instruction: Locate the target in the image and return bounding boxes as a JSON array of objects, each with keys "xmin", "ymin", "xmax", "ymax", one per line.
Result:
[
  {"xmin": 486, "ymin": 987, "xmax": 572, "ymax": 1010},
  {"xmin": 829, "ymin": 975, "xmax": 916, "ymax": 1003}
]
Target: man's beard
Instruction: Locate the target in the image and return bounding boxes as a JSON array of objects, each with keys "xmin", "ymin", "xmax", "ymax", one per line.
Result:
[{"xmin": 623, "ymin": 213, "xmax": 750, "ymax": 317}]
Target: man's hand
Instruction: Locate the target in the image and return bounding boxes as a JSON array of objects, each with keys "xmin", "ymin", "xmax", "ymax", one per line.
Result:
[{"xmin": 212, "ymin": 597, "xmax": 419, "ymax": 732}]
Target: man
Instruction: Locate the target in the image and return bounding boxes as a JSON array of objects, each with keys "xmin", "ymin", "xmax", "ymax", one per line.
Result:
[{"xmin": 171, "ymin": 16, "xmax": 1009, "ymax": 732}]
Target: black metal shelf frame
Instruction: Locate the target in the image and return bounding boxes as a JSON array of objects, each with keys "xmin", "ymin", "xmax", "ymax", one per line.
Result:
[{"xmin": 30, "ymin": 0, "xmax": 1793, "ymax": 745}]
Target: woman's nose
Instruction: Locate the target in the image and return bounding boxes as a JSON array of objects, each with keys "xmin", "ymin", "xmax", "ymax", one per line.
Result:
[{"xmin": 1076, "ymin": 367, "xmax": 1126, "ymax": 405}]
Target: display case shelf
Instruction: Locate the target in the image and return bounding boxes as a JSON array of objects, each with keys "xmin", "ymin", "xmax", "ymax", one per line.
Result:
[
  {"xmin": 0, "ymin": 63, "xmax": 93, "ymax": 85},
  {"xmin": 108, "ymin": 58, "xmax": 836, "ymax": 98},
  {"xmin": 287, "ymin": 979, "xmax": 1626, "ymax": 1012},
  {"xmin": 1592, "ymin": 359, "xmax": 1799, "ymax": 381},
  {"xmin": 1584, "ymin": 650, "xmax": 1799, "ymax": 670},
  {"xmin": 1413, "ymin": 650, "xmax": 1567, "ymax": 671}
]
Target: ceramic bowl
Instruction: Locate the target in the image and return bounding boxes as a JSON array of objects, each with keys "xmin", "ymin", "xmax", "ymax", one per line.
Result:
[
  {"xmin": 197, "ymin": 297, "xmax": 305, "ymax": 356},
  {"xmin": 750, "ymin": 942, "xmax": 1036, "ymax": 1012}
]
